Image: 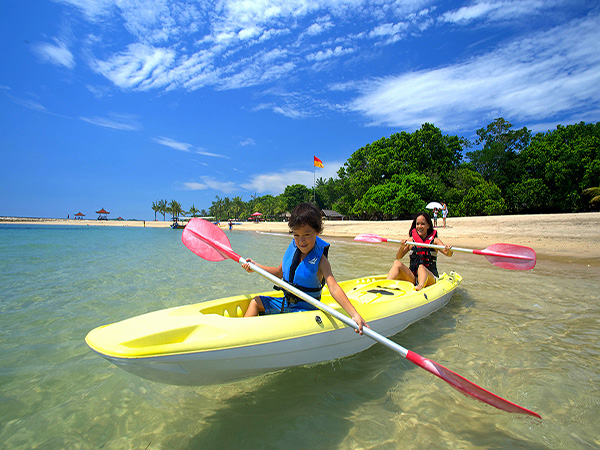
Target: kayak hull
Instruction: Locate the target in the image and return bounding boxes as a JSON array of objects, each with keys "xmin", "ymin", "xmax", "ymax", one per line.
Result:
[{"xmin": 86, "ymin": 273, "xmax": 462, "ymax": 385}]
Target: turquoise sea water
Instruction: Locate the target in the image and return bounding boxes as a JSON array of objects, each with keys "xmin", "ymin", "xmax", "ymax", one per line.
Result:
[{"xmin": 0, "ymin": 224, "xmax": 598, "ymax": 449}]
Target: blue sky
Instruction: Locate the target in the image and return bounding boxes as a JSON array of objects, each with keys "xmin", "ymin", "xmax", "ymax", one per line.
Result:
[{"xmin": 1, "ymin": 0, "xmax": 598, "ymax": 220}]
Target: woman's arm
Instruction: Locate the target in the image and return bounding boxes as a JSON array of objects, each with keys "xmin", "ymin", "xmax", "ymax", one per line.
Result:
[
  {"xmin": 395, "ymin": 239, "xmax": 412, "ymax": 259},
  {"xmin": 433, "ymin": 238, "xmax": 453, "ymax": 257}
]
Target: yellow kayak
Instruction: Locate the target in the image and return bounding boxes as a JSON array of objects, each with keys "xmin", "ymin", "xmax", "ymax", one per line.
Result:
[{"xmin": 86, "ymin": 272, "xmax": 462, "ymax": 385}]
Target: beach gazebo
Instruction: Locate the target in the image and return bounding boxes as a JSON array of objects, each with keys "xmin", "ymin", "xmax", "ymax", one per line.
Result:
[
  {"xmin": 322, "ymin": 209, "xmax": 344, "ymax": 220},
  {"xmin": 96, "ymin": 208, "xmax": 110, "ymax": 220},
  {"xmin": 74, "ymin": 212, "xmax": 85, "ymax": 220}
]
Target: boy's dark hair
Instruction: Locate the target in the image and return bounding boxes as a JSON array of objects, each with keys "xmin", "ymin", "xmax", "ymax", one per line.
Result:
[
  {"xmin": 288, "ymin": 203, "xmax": 323, "ymax": 234},
  {"xmin": 408, "ymin": 212, "xmax": 434, "ymax": 236}
]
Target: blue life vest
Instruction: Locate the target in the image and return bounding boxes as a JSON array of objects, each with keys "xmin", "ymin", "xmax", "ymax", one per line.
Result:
[{"xmin": 280, "ymin": 236, "xmax": 330, "ymax": 305}]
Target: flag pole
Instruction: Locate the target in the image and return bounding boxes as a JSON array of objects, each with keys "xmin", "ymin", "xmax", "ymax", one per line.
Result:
[{"xmin": 313, "ymin": 161, "xmax": 316, "ymax": 203}]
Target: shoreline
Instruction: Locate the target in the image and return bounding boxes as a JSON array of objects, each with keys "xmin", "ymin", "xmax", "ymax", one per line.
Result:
[{"xmin": 2, "ymin": 212, "xmax": 599, "ymax": 265}]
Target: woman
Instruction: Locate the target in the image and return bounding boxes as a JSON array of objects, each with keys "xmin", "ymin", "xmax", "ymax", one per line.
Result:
[{"xmin": 387, "ymin": 212, "xmax": 453, "ymax": 290}]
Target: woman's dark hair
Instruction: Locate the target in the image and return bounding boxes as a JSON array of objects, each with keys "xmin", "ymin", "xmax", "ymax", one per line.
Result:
[
  {"xmin": 408, "ymin": 212, "xmax": 434, "ymax": 236},
  {"xmin": 288, "ymin": 203, "xmax": 323, "ymax": 234}
]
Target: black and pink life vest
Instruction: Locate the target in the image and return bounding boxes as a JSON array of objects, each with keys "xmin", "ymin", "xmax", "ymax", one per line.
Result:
[{"xmin": 408, "ymin": 228, "xmax": 438, "ymax": 277}]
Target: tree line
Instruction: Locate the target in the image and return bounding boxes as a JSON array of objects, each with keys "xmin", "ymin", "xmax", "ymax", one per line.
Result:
[{"xmin": 153, "ymin": 118, "xmax": 599, "ymax": 221}]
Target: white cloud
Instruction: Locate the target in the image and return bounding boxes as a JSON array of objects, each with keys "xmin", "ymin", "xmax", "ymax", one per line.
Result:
[
  {"xmin": 239, "ymin": 138, "xmax": 256, "ymax": 146},
  {"xmin": 196, "ymin": 149, "xmax": 230, "ymax": 158},
  {"xmin": 305, "ymin": 16, "xmax": 334, "ymax": 35},
  {"xmin": 54, "ymin": 0, "xmax": 115, "ymax": 20},
  {"xmin": 240, "ymin": 160, "xmax": 344, "ymax": 195},
  {"xmin": 154, "ymin": 137, "xmax": 229, "ymax": 158},
  {"xmin": 153, "ymin": 136, "xmax": 193, "ymax": 152},
  {"xmin": 11, "ymin": 96, "xmax": 48, "ymax": 112},
  {"xmin": 306, "ymin": 45, "xmax": 354, "ymax": 61},
  {"xmin": 441, "ymin": 0, "xmax": 559, "ymax": 24},
  {"xmin": 349, "ymin": 15, "xmax": 600, "ymax": 131},
  {"xmin": 241, "ymin": 170, "xmax": 313, "ymax": 194},
  {"xmin": 368, "ymin": 22, "xmax": 409, "ymax": 43},
  {"xmin": 92, "ymin": 43, "xmax": 176, "ymax": 90},
  {"xmin": 80, "ymin": 113, "xmax": 141, "ymax": 130},
  {"xmin": 33, "ymin": 40, "xmax": 75, "ymax": 69},
  {"xmin": 184, "ymin": 160, "xmax": 344, "ymax": 197},
  {"xmin": 183, "ymin": 176, "xmax": 237, "ymax": 193}
]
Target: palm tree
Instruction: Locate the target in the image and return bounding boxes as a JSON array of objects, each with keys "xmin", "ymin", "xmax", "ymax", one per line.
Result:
[
  {"xmin": 210, "ymin": 196, "xmax": 224, "ymax": 221},
  {"xmin": 158, "ymin": 199, "xmax": 168, "ymax": 221},
  {"xmin": 232, "ymin": 196, "xmax": 244, "ymax": 220},
  {"xmin": 187, "ymin": 204, "xmax": 200, "ymax": 217},
  {"xmin": 151, "ymin": 200, "xmax": 160, "ymax": 221},
  {"xmin": 583, "ymin": 187, "xmax": 600, "ymax": 204},
  {"xmin": 169, "ymin": 200, "xmax": 183, "ymax": 221}
]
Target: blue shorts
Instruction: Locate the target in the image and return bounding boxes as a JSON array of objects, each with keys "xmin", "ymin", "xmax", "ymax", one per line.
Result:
[{"xmin": 258, "ymin": 296, "xmax": 317, "ymax": 315}]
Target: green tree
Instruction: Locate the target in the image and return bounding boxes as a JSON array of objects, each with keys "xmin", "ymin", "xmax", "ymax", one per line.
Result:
[
  {"xmin": 187, "ymin": 204, "xmax": 201, "ymax": 217},
  {"xmin": 151, "ymin": 200, "xmax": 160, "ymax": 221},
  {"xmin": 445, "ymin": 165, "xmax": 506, "ymax": 216},
  {"xmin": 583, "ymin": 186, "xmax": 600, "ymax": 205},
  {"xmin": 337, "ymin": 123, "xmax": 463, "ymax": 216},
  {"xmin": 210, "ymin": 196, "xmax": 224, "ymax": 220},
  {"xmin": 508, "ymin": 179, "xmax": 550, "ymax": 212},
  {"xmin": 282, "ymin": 184, "xmax": 312, "ymax": 210},
  {"xmin": 168, "ymin": 200, "xmax": 183, "ymax": 220},
  {"xmin": 354, "ymin": 173, "xmax": 438, "ymax": 219},
  {"xmin": 466, "ymin": 118, "xmax": 531, "ymax": 200},
  {"xmin": 409, "ymin": 123, "xmax": 465, "ymax": 183},
  {"xmin": 454, "ymin": 181, "xmax": 506, "ymax": 216},
  {"xmin": 231, "ymin": 196, "xmax": 244, "ymax": 220},
  {"xmin": 519, "ymin": 122, "xmax": 600, "ymax": 212},
  {"xmin": 158, "ymin": 199, "xmax": 168, "ymax": 220}
]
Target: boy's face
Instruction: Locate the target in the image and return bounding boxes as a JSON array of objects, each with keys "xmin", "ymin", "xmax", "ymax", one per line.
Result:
[{"xmin": 292, "ymin": 224, "xmax": 318, "ymax": 255}]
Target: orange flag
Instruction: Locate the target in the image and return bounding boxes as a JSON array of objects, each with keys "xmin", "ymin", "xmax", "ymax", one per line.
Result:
[{"xmin": 314, "ymin": 156, "xmax": 324, "ymax": 168}]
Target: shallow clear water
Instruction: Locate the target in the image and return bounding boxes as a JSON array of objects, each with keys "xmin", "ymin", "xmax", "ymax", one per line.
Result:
[{"xmin": 0, "ymin": 224, "xmax": 598, "ymax": 449}]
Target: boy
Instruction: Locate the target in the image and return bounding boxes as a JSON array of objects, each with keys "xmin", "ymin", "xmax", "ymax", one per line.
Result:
[{"xmin": 242, "ymin": 203, "xmax": 367, "ymax": 334}]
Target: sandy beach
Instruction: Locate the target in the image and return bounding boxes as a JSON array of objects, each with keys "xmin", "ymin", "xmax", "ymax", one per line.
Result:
[{"xmin": 3, "ymin": 212, "xmax": 599, "ymax": 264}]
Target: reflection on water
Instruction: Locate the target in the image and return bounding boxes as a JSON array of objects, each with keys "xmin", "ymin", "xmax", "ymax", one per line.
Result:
[{"xmin": 0, "ymin": 225, "xmax": 598, "ymax": 449}]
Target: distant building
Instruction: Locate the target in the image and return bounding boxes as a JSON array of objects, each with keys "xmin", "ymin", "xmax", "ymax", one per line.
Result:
[{"xmin": 321, "ymin": 209, "xmax": 344, "ymax": 220}]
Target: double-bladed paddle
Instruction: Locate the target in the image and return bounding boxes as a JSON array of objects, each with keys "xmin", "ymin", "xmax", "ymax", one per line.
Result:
[
  {"xmin": 354, "ymin": 233, "xmax": 536, "ymax": 270},
  {"xmin": 182, "ymin": 218, "xmax": 540, "ymax": 418}
]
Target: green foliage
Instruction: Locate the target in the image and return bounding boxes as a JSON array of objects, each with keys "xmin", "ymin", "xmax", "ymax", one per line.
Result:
[
  {"xmin": 583, "ymin": 187, "xmax": 600, "ymax": 204},
  {"xmin": 445, "ymin": 166, "xmax": 506, "ymax": 216},
  {"xmin": 338, "ymin": 123, "xmax": 464, "ymax": 217},
  {"xmin": 453, "ymin": 181, "xmax": 506, "ymax": 216},
  {"xmin": 466, "ymin": 118, "xmax": 530, "ymax": 195},
  {"xmin": 508, "ymin": 178, "xmax": 550, "ymax": 212},
  {"xmin": 519, "ymin": 122, "xmax": 600, "ymax": 212},
  {"xmin": 353, "ymin": 173, "xmax": 440, "ymax": 219},
  {"xmin": 282, "ymin": 184, "xmax": 312, "ymax": 211}
]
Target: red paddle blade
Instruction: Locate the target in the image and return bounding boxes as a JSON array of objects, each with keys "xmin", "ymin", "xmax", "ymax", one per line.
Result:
[
  {"xmin": 354, "ymin": 233, "xmax": 386, "ymax": 243},
  {"xmin": 406, "ymin": 351, "xmax": 541, "ymax": 418},
  {"xmin": 182, "ymin": 219, "xmax": 232, "ymax": 261},
  {"xmin": 479, "ymin": 243, "xmax": 537, "ymax": 270}
]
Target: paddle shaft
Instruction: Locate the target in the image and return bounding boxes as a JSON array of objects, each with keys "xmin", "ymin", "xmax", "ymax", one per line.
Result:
[
  {"xmin": 380, "ymin": 237, "xmax": 533, "ymax": 261},
  {"xmin": 186, "ymin": 228, "xmax": 400, "ymax": 351}
]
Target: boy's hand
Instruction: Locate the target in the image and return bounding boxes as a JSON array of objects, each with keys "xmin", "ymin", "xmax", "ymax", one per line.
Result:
[
  {"xmin": 351, "ymin": 313, "xmax": 369, "ymax": 335},
  {"xmin": 241, "ymin": 258, "xmax": 254, "ymax": 273}
]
